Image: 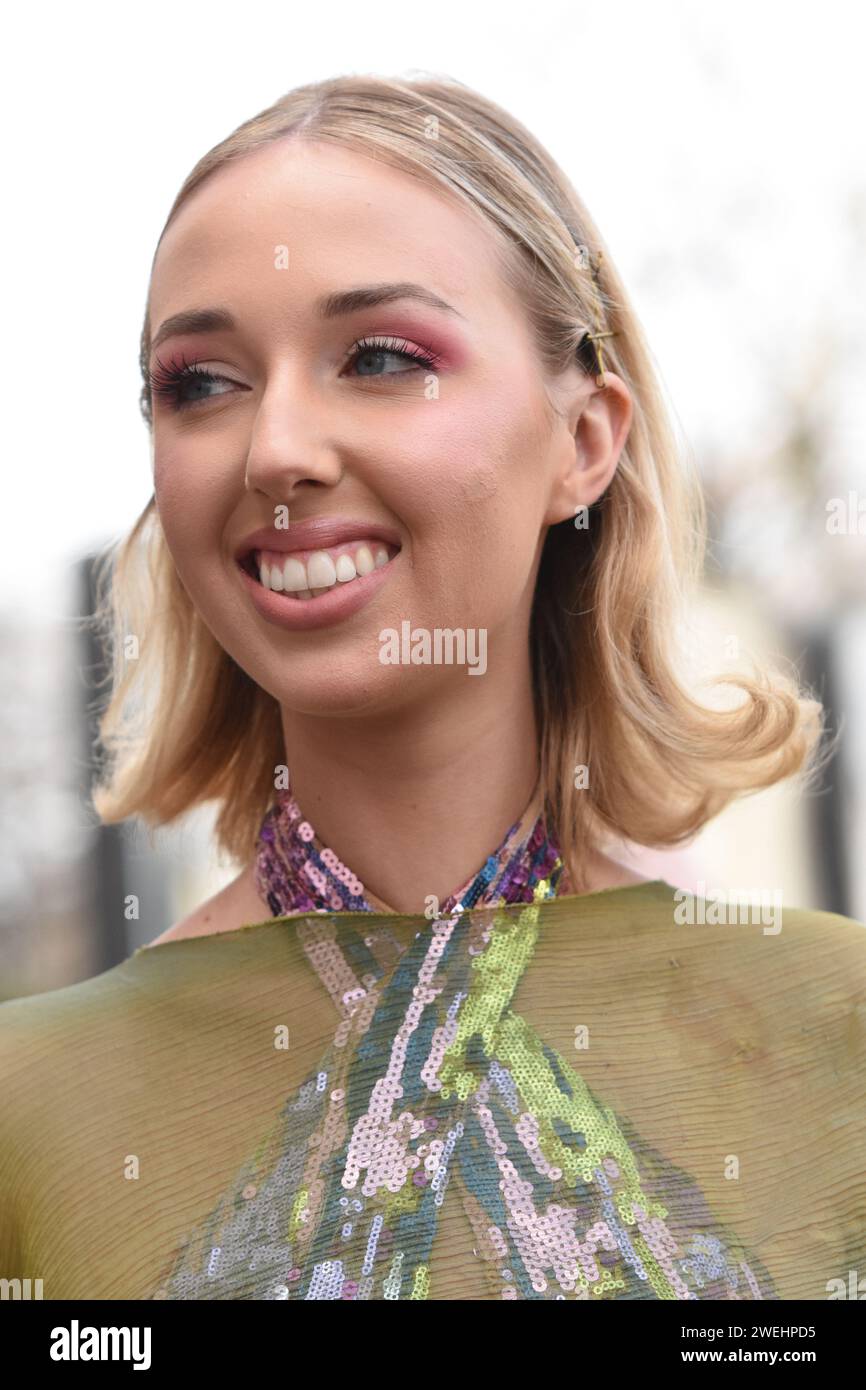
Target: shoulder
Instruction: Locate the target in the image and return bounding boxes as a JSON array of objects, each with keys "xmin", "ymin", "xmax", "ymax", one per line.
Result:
[
  {"xmin": 753, "ymin": 898, "xmax": 865, "ymax": 986},
  {"xmin": 0, "ymin": 967, "xmax": 131, "ymax": 1103},
  {"xmin": 778, "ymin": 901, "xmax": 866, "ymax": 969},
  {"xmin": 0, "ymin": 963, "xmax": 159, "ymax": 1278},
  {"xmin": 0, "ymin": 961, "xmax": 155, "ymax": 1132},
  {"xmin": 771, "ymin": 907, "xmax": 866, "ymax": 1210},
  {"xmin": 775, "ymin": 903, "xmax": 866, "ymax": 1038},
  {"xmin": 662, "ymin": 887, "xmax": 866, "ymax": 1062},
  {"xmin": 667, "ymin": 883, "xmax": 866, "ymax": 956},
  {"xmin": 147, "ymin": 862, "xmax": 272, "ymax": 948},
  {"xmin": 621, "ymin": 884, "xmax": 866, "ymax": 1041},
  {"xmin": 760, "ymin": 902, "xmax": 866, "ymax": 1032},
  {"xmin": 0, "ymin": 975, "xmax": 106, "ymax": 1262}
]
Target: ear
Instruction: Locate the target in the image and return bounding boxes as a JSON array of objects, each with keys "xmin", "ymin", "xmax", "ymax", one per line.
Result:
[{"xmin": 543, "ymin": 368, "xmax": 633, "ymax": 526}]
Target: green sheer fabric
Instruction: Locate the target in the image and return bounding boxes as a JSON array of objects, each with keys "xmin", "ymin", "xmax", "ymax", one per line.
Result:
[{"xmin": 0, "ymin": 883, "xmax": 864, "ymax": 1300}]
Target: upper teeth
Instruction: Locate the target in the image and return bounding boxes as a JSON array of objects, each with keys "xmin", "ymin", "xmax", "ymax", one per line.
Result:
[{"xmin": 255, "ymin": 540, "xmax": 393, "ymax": 596}]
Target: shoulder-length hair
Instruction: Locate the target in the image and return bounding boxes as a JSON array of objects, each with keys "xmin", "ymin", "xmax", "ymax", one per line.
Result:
[{"xmin": 90, "ymin": 71, "xmax": 827, "ymax": 892}]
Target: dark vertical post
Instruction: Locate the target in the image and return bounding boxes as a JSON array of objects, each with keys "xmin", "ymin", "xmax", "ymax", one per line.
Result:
[
  {"xmin": 78, "ymin": 551, "xmax": 128, "ymax": 973},
  {"xmin": 800, "ymin": 625, "xmax": 849, "ymax": 917}
]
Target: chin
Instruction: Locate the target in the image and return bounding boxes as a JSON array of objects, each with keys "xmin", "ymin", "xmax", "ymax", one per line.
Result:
[{"xmin": 251, "ymin": 653, "xmax": 410, "ymax": 719}]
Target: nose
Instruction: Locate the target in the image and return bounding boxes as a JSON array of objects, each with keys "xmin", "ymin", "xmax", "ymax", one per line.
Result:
[{"xmin": 243, "ymin": 368, "xmax": 343, "ymax": 497}]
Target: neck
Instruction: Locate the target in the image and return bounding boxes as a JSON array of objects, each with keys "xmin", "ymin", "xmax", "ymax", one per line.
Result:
[{"xmin": 278, "ymin": 664, "xmax": 541, "ymax": 915}]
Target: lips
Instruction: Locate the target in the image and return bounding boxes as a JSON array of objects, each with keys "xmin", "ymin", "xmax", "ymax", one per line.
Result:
[
  {"xmin": 235, "ymin": 516, "xmax": 402, "ymax": 563},
  {"xmin": 234, "ymin": 517, "xmax": 402, "ymax": 631}
]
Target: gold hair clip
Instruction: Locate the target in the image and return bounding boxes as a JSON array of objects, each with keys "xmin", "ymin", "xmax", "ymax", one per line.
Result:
[
  {"xmin": 575, "ymin": 248, "xmax": 617, "ymax": 387},
  {"xmin": 582, "ymin": 329, "xmax": 617, "ymax": 387}
]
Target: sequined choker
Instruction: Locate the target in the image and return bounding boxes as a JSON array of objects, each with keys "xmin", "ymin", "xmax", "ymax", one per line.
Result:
[{"xmin": 254, "ymin": 785, "xmax": 570, "ymax": 919}]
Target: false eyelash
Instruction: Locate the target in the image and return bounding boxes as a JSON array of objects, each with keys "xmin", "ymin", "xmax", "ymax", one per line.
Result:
[
  {"xmin": 147, "ymin": 349, "xmax": 217, "ymax": 400},
  {"xmin": 146, "ymin": 336, "xmax": 443, "ymax": 411},
  {"xmin": 347, "ymin": 335, "xmax": 443, "ymax": 371}
]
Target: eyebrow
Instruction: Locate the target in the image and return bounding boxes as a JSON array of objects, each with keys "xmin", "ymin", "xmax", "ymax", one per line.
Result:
[{"xmin": 150, "ymin": 282, "xmax": 465, "ymax": 353}]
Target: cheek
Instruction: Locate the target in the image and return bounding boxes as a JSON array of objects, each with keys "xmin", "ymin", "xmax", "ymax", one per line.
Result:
[
  {"xmin": 389, "ymin": 377, "xmax": 547, "ymax": 525},
  {"xmin": 389, "ymin": 387, "xmax": 548, "ymax": 615},
  {"xmin": 153, "ymin": 443, "xmax": 232, "ymax": 558},
  {"xmin": 154, "ymin": 445, "xmax": 196, "ymax": 535}
]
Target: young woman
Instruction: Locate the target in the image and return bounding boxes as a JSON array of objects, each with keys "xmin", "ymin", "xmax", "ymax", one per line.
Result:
[{"xmin": 1, "ymin": 73, "xmax": 863, "ymax": 1302}]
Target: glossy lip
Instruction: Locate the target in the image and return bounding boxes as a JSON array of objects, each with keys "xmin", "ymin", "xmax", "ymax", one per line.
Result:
[
  {"xmin": 234, "ymin": 516, "xmax": 403, "ymax": 560},
  {"xmin": 237, "ymin": 549, "xmax": 399, "ymax": 632}
]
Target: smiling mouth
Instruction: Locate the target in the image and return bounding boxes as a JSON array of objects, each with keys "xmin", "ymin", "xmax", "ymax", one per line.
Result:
[{"xmin": 238, "ymin": 538, "xmax": 400, "ymax": 600}]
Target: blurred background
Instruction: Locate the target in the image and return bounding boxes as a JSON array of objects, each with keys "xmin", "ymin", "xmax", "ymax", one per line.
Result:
[{"xmin": 1, "ymin": 0, "xmax": 864, "ymax": 999}]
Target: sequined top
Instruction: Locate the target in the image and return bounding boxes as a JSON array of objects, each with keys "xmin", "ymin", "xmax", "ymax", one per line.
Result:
[
  {"xmin": 254, "ymin": 784, "xmax": 571, "ymax": 918},
  {"xmin": 0, "ymin": 789, "xmax": 863, "ymax": 1301}
]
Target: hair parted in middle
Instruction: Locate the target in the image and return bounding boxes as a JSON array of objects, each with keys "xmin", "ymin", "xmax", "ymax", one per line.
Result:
[{"xmin": 88, "ymin": 71, "xmax": 828, "ymax": 891}]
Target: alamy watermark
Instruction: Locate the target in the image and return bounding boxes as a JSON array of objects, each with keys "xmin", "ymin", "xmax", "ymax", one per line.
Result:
[
  {"xmin": 1, "ymin": 1275, "xmax": 43, "ymax": 1299},
  {"xmin": 673, "ymin": 882, "xmax": 783, "ymax": 936},
  {"xmin": 825, "ymin": 491, "xmax": 866, "ymax": 535},
  {"xmin": 379, "ymin": 622, "xmax": 487, "ymax": 675},
  {"xmin": 50, "ymin": 1320, "xmax": 151, "ymax": 1370},
  {"xmin": 826, "ymin": 1269, "xmax": 865, "ymax": 1299}
]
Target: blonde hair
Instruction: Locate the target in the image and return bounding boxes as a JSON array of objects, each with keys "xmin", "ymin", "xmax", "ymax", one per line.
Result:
[{"xmin": 90, "ymin": 71, "xmax": 828, "ymax": 891}]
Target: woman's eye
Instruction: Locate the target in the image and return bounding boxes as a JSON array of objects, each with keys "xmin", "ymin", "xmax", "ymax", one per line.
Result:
[
  {"xmin": 174, "ymin": 371, "xmax": 236, "ymax": 405},
  {"xmin": 149, "ymin": 336, "xmax": 441, "ymax": 413},
  {"xmin": 344, "ymin": 337, "xmax": 440, "ymax": 379},
  {"xmin": 349, "ymin": 348, "xmax": 419, "ymax": 376},
  {"xmin": 148, "ymin": 355, "xmax": 243, "ymax": 412}
]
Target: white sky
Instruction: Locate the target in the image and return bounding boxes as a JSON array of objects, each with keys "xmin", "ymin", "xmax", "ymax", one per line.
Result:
[{"xmin": 2, "ymin": 0, "xmax": 864, "ymax": 621}]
